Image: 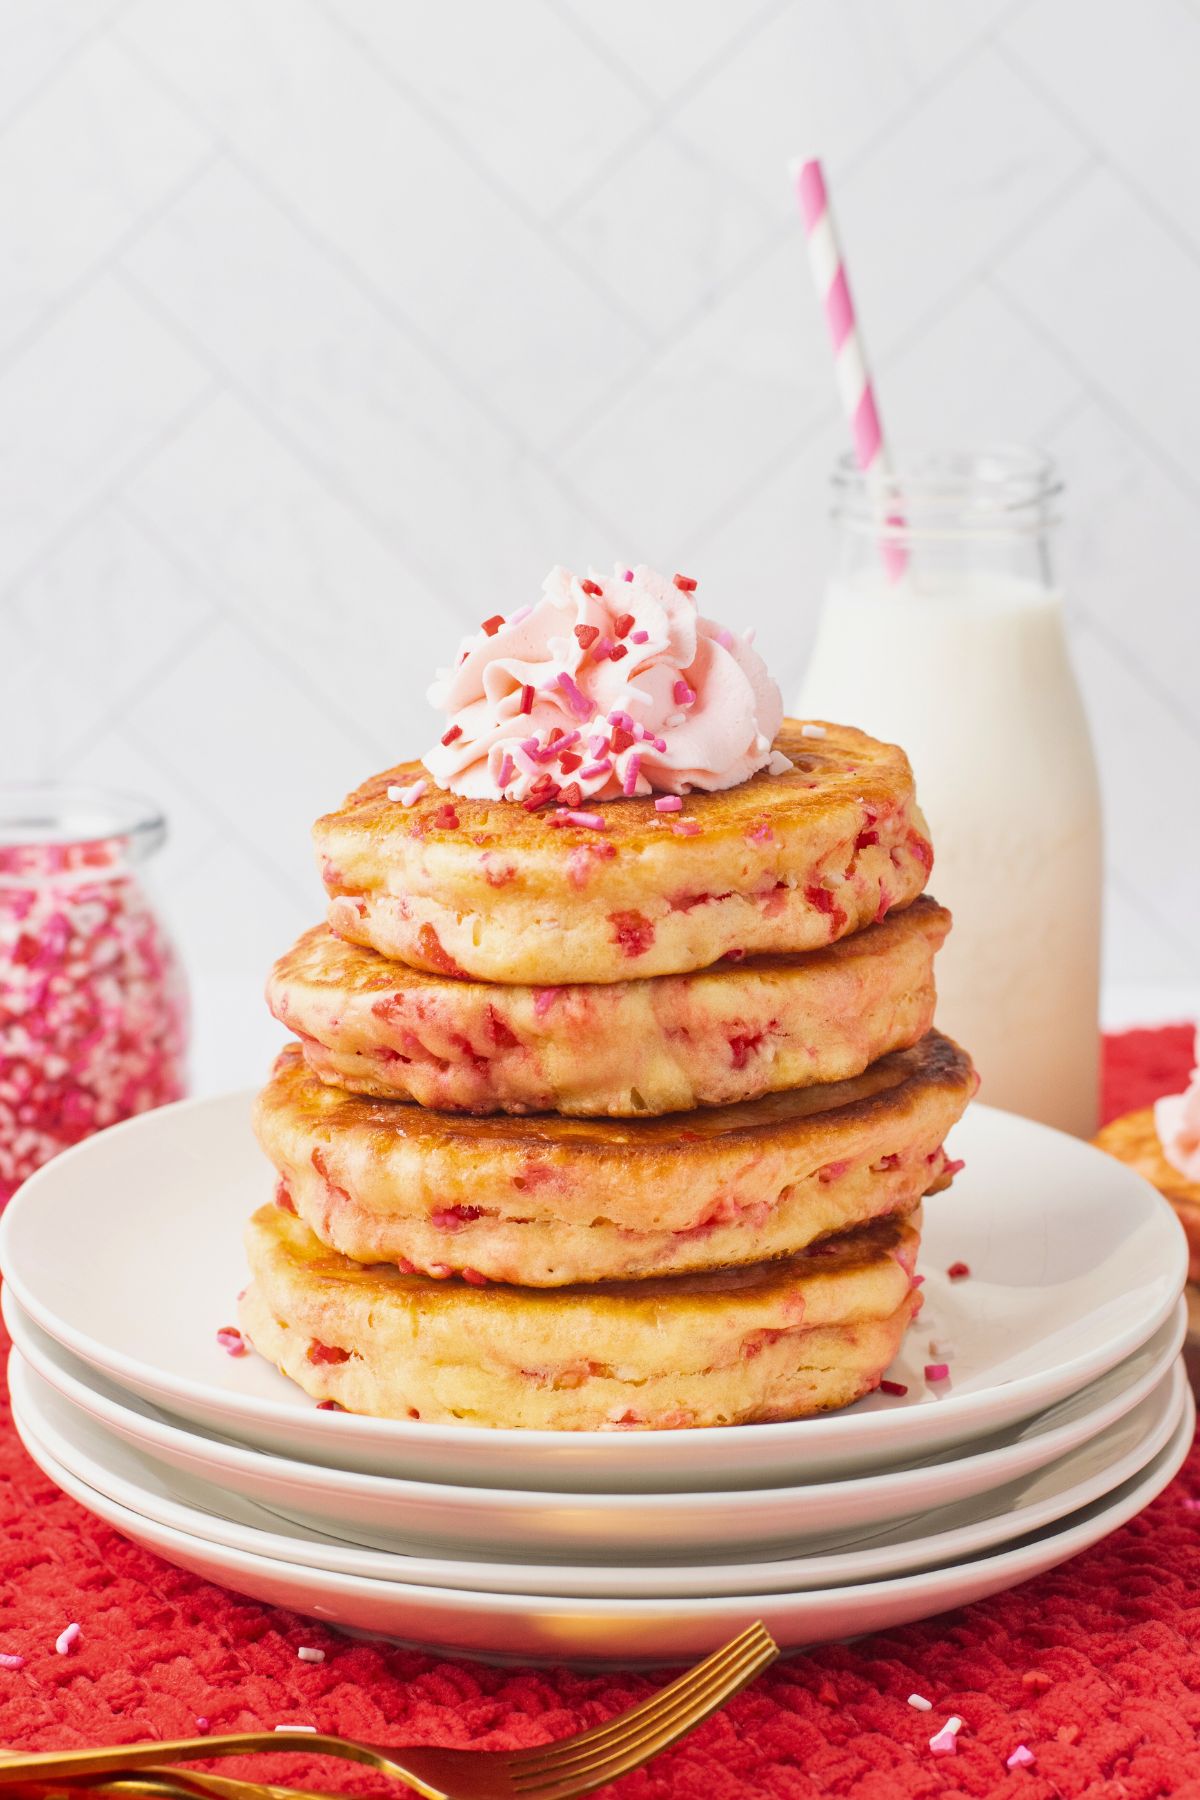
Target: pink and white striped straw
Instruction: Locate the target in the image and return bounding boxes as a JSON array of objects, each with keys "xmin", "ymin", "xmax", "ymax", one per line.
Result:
[{"xmin": 793, "ymin": 156, "xmax": 908, "ymax": 581}]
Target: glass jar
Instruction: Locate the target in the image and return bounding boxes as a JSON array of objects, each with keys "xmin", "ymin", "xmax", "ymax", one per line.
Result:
[
  {"xmin": 0, "ymin": 785, "xmax": 188, "ymax": 1202},
  {"xmin": 797, "ymin": 446, "xmax": 1102, "ymax": 1137}
]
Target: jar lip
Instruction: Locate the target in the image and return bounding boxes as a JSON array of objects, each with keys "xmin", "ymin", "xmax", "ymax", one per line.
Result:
[
  {"xmin": 832, "ymin": 442, "xmax": 1062, "ymax": 530},
  {"xmin": 0, "ymin": 783, "xmax": 166, "ymax": 860}
]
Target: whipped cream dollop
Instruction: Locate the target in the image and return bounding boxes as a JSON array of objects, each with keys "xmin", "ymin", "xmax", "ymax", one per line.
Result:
[
  {"xmin": 424, "ymin": 565, "xmax": 786, "ymax": 804},
  {"xmin": 1155, "ymin": 1028, "xmax": 1200, "ymax": 1182}
]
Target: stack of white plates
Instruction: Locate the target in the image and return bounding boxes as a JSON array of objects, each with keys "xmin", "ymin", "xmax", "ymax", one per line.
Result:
[{"xmin": 0, "ymin": 1091, "xmax": 1191, "ymax": 1665}]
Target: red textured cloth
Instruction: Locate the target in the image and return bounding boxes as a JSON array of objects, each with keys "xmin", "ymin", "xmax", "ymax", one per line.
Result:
[{"xmin": 0, "ymin": 1030, "xmax": 1197, "ymax": 1799}]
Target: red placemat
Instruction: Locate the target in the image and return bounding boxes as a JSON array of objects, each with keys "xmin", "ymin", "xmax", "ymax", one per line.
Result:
[{"xmin": 0, "ymin": 1029, "xmax": 1196, "ymax": 1799}]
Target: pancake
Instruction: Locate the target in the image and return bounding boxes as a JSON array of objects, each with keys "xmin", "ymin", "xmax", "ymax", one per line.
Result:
[
  {"xmin": 1093, "ymin": 1107, "xmax": 1200, "ymax": 1283},
  {"xmin": 240, "ymin": 1205, "xmax": 923, "ymax": 1430},
  {"xmin": 315, "ymin": 720, "xmax": 932, "ymax": 984},
  {"xmin": 269, "ymin": 898, "xmax": 951, "ymax": 1117},
  {"xmin": 254, "ymin": 1032, "xmax": 974, "ymax": 1287}
]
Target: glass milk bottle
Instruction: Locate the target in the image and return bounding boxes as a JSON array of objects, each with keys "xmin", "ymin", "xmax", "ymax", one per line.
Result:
[{"xmin": 797, "ymin": 447, "xmax": 1101, "ymax": 1137}]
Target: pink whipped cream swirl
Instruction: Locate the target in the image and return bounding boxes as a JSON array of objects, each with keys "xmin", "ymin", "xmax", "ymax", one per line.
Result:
[
  {"xmin": 423, "ymin": 565, "xmax": 787, "ymax": 804},
  {"xmin": 1155, "ymin": 1028, "xmax": 1200, "ymax": 1182}
]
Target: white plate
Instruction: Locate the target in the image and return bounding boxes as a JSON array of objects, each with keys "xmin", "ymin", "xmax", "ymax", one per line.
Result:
[
  {"xmin": 7, "ymin": 1289, "xmax": 1187, "ymax": 1563},
  {"xmin": 11, "ymin": 1348, "xmax": 1187, "ymax": 1601},
  {"xmin": 13, "ymin": 1384, "xmax": 1193, "ymax": 1665},
  {"xmin": 0, "ymin": 1092, "xmax": 1186, "ymax": 1491}
]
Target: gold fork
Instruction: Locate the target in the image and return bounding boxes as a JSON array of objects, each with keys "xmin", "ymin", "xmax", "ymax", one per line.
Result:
[{"xmin": 0, "ymin": 1622, "xmax": 778, "ymax": 1800}]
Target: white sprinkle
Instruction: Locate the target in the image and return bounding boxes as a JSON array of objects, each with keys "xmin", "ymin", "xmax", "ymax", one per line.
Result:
[
  {"xmin": 907, "ymin": 1694, "xmax": 932, "ymax": 1712},
  {"xmin": 928, "ymin": 1338, "xmax": 957, "ymax": 1359},
  {"xmin": 928, "ymin": 1716, "xmax": 964, "ymax": 1756},
  {"xmin": 55, "ymin": 1623, "xmax": 81, "ymax": 1656},
  {"xmin": 388, "ymin": 778, "xmax": 427, "ymax": 807},
  {"xmin": 297, "ymin": 1646, "xmax": 326, "ymax": 1664},
  {"xmin": 800, "ymin": 723, "xmax": 827, "ymax": 739},
  {"xmin": 1007, "ymin": 1744, "xmax": 1035, "ymax": 1770},
  {"xmin": 275, "ymin": 1725, "xmax": 318, "ymax": 1733},
  {"xmin": 766, "ymin": 751, "xmax": 794, "ymax": 774}
]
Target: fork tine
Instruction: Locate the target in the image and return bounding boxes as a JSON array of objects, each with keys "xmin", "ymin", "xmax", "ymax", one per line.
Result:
[
  {"xmin": 506, "ymin": 1622, "xmax": 769, "ymax": 1776},
  {"xmin": 515, "ymin": 1630, "xmax": 777, "ymax": 1800},
  {"xmin": 509, "ymin": 1624, "xmax": 777, "ymax": 1794}
]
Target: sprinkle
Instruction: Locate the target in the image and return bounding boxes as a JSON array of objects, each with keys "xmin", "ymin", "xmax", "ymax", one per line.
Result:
[
  {"xmin": 556, "ymin": 672, "xmax": 594, "ymax": 721},
  {"xmin": 388, "ymin": 778, "xmax": 427, "ymax": 807},
  {"xmin": 1007, "ymin": 1745, "xmax": 1035, "ymax": 1771},
  {"xmin": 907, "ymin": 1694, "xmax": 932, "ymax": 1711},
  {"xmin": 673, "ymin": 680, "xmax": 696, "ymax": 707},
  {"xmin": 559, "ymin": 752, "xmax": 582, "ymax": 774},
  {"xmin": 946, "ymin": 1261, "xmax": 971, "ymax": 1280},
  {"xmin": 580, "ymin": 578, "xmax": 603, "ymax": 597},
  {"xmin": 298, "ymin": 1647, "xmax": 326, "ymax": 1664},
  {"xmin": 496, "ymin": 753, "xmax": 514, "ymax": 788},
  {"xmin": 592, "ymin": 636, "xmax": 614, "ymax": 660},
  {"xmin": 942, "ymin": 1159, "xmax": 966, "ymax": 1180},
  {"xmin": 55, "ymin": 1623, "xmax": 81, "ymax": 1656},
  {"xmin": 672, "ymin": 819, "xmax": 700, "ymax": 836},
  {"xmin": 622, "ymin": 568, "xmax": 634, "ymax": 581},
  {"xmin": 623, "ymin": 755, "xmax": 642, "ymax": 796},
  {"xmin": 562, "ymin": 812, "xmax": 607, "ymax": 831},
  {"xmin": 800, "ymin": 723, "xmax": 827, "ymax": 738},
  {"xmin": 880, "ymin": 1380, "xmax": 908, "ymax": 1397},
  {"xmin": 928, "ymin": 1716, "xmax": 963, "ymax": 1756},
  {"xmin": 507, "ymin": 604, "xmax": 533, "ymax": 626},
  {"xmin": 216, "ymin": 1326, "xmax": 246, "ymax": 1358},
  {"xmin": 652, "ymin": 735, "xmax": 667, "ymax": 752},
  {"xmin": 574, "ymin": 623, "xmax": 599, "ymax": 650},
  {"xmin": 630, "ymin": 629, "xmax": 649, "ymax": 644},
  {"xmin": 481, "ymin": 614, "xmax": 504, "ymax": 637},
  {"xmin": 440, "ymin": 724, "xmax": 462, "ymax": 745},
  {"xmin": 195, "ymin": 1718, "xmax": 211, "ymax": 1735},
  {"xmin": 431, "ymin": 804, "xmax": 460, "ymax": 830},
  {"xmin": 519, "ymin": 683, "xmax": 535, "ymax": 715},
  {"xmin": 1181, "ymin": 1496, "xmax": 1200, "ymax": 1512},
  {"xmin": 578, "ymin": 760, "xmax": 612, "ymax": 780},
  {"xmin": 588, "ymin": 733, "xmax": 608, "ymax": 755},
  {"xmin": 614, "ymin": 612, "xmax": 635, "ymax": 639},
  {"xmin": 316, "ymin": 1398, "xmax": 344, "ymax": 1411},
  {"xmin": 0, "ymin": 1654, "xmax": 24, "ymax": 1671},
  {"xmin": 275, "ymin": 1725, "xmax": 317, "ymax": 1734},
  {"xmin": 655, "ymin": 796, "xmax": 683, "ymax": 813},
  {"xmin": 817, "ymin": 1680, "xmax": 839, "ymax": 1706},
  {"xmin": 924, "ymin": 1362, "xmax": 950, "ymax": 1383},
  {"xmin": 911, "ymin": 1273, "xmax": 926, "ymax": 1287},
  {"xmin": 1022, "ymin": 1669, "xmax": 1052, "ymax": 1692},
  {"xmin": 557, "ymin": 783, "xmax": 582, "ymax": 808},
  {"xmin": 928, "ymin": 1338, "xmax": 957, "ymax": 1358},
  {"xmin": 673, "ymin": 573, "xmax": 697, "ymax": 592},
  {"xmin": 1057, "ymin": 1724, "xmax": 1080, "ymax": 1745},
  {"xmin": 609, "ymin": 644, "xmax": 628, "ymax": 662}
]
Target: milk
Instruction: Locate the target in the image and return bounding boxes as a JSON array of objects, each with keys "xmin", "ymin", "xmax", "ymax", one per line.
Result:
[{"xmin": 798, "ymin": 571, "xmax": 1101, "ymax": 1136}]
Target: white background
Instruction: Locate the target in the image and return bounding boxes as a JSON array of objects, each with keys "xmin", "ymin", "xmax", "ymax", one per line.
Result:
[{"xmin": 3, "ymin": 0, "xmax": 1198, "ymax": 1084}]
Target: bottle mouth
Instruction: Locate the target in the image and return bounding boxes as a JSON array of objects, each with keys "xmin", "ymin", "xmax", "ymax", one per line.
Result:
[
  {"xmin": 832, "ymin": 444, "xmax": 1062, "ymax": 540},
  {"xmin": 0, "ymin": 784, "xmax": 166, "ymax": 864}
]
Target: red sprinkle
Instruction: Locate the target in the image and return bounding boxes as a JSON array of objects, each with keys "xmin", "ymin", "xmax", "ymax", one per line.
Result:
[
  {"xmin": 673, "ymin": 573, "xmax": 697, "ymax": 592},
  {"xmin": 614, "ymin": 612, "xmax": 635, "ymax": 639},
  {"xmin": 580, "ymin": 578, "xmax": 603, "ymax": 596},
  {"xmin": 519, "ymin": 683, "xmax": 534, "ymax": 714},
  {"xmin": 880, "ymin": 1380, "xmax": 908, "ymax": 1396},
  {"xmin": 610, "ymin": 725, "xmax": 635, "ymax": 754},
  {"xmin": 557, "ymin": 783, "xmax": 582, "ymax": 809},
  {"xmin": 558, "ymin": 751, "xmax": 582, "ymax": 774},
  {"xmin": 609, "ymin": 644, "xmax": 628, "ymax": 662},
  {"xmin": 307, "ymin": 1341, "xmax": 351, "ymax": 1366},
  {"xmin": 946, "ymin": 1260, "xmax": 971, "ymax": 1279},
  {"xmin": 481, "ymin": 614, "xmax": 504, "ymax": 636},
  {"xmin": 574, "ymin": 624, "xmax": 599, "ymax": 650},
  {"xmin": 431, "ymin": 804, "xmax": 460, "ymax": 830},
  {"xmin": 440, "ymin": 724, "xmax": 462, "ymax": 745},
  {"xmin": 316, "ymin": 1399, "xmax": 344, "ymax": 1412}
]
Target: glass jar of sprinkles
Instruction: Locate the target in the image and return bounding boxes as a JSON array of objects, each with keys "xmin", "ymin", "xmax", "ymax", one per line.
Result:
[{"xmin": 0, "ymin": 785, "xmax": 188, "ymax": 1203}]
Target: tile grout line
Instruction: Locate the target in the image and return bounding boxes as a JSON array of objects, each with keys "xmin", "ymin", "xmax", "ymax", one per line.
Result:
[{"xmin": 0, "ymin": 0, "xmax": 135, "ymax": 137}]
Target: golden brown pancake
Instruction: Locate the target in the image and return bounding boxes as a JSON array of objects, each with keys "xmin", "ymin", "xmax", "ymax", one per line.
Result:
[
  {"xmin": 240, "ymin": 1205, "xmax": 923, "ymax": 1430},
  {"xmin": 254, "ymin": 1032, "xmax": 974, "ymax": 1287},
  {"xmin": 314, "ymin": 720, "xmax": 932, "ymax": 983},
  {"xmin": 269, "ymin": 897, "xmax": 950, "ymax": 1117},
  {"xmin": 1094, "ymin": 1107, "xmax": 1200, "ymax": 1284}
]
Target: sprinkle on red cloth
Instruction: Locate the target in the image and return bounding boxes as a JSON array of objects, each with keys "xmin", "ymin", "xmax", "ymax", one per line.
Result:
[{"xmin": 0, "ymin": 1029, "xmax": 1194, "ymax": 1798}]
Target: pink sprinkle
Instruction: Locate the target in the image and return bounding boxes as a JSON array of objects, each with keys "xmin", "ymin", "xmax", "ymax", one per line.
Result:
[
  {"xmin": 555, "ymin": 671, "xmax": 594, "ymax": 720},
  {"xmin": 497, "ymin": 753, "xmax": 514, "ymax": 788},
  {"xmin": 578, "ymin": 759, "xmax": 612, "ymax": 780},
  {"xmin": 630, "ymin": 629, "xmax": 649, "ymax": 644},
  {"xmin": 1007, "ymin": 1745, "xmax": 1035, "ymax": 1771},
  {"xmin": 216, "ymin": 1327, "xmax": 246, "ymax": 1358},
  {"xmin": 388, "ymin": 778, "xmax": 427, "ymax": 807},
  {"xmin": 911, "ymin": 1273, "xmax": 926, "ymax": 1287},
  {"xmin": 672, "ymin": 819, "xmax": 700, "ymax": 836},
  {"xmin": 623, "ymin": 755, "xmax": 642, "ymax": 796},
  {"xmin": 609, "ymin": 710, "xmax": 635, "ymax": 732},
  {"xmin": 622, "ymin": 568, "xmax": 634, "ymax": 581},
  {"xmin": 928, "ymin": 1716, "xmax": 963, "ymax": 1756},
  {"xmin": 588, "ymin": 733, "xmax": 608, "ymax": 756},
  {"xmin": 563, "ymin": 812, "xmax": 607, "ymax": 831},
  {"xmin": 0, "ymin": 1654, "xmax": 24, "ymax": 1671},
  {"xmin": 924, "ymin": 1362, "xmax": 950, "ymax": 1383},
  {"xmin": 655, "ymin": 796, "xmax": 683, "ymax": 813},
  {"xmin": 673, "ymin": 680, "xmax": 695, "ymax": 707},
  {"xmin": 652, "ymin": 735, "xmax": 667, "ymax": 752},
  {"xmin": 592, "ymin": 636, "xmax": 614, "ymax": 661},
  {"xmin": 55, "ymin": 1623, "xmax": 81, "ymax": 1656},
  {"xmin": 946, "ymin": 1260, "xmax": 971, "ymax": 1279},
  {"xmin": 880, "ymin": 1379, "xmax": 908, "ymax": 1396},
  {"xmin": 1181, "ymin": 1496, "xmax": 1200, "ymax": 1512}
]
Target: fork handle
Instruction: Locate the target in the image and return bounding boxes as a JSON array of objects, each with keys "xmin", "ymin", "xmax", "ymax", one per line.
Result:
[{"xmin": 0, "ymin": 1738, "xmax": 364, "ymax": 1785}]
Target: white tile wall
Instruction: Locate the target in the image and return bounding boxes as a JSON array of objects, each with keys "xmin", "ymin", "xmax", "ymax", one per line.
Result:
[{"xmin": 3, "ymin": 0, "xmax": 1199, "ymax": 1049}]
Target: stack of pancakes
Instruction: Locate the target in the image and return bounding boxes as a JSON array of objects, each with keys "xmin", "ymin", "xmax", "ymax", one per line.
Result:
[{"xmin": 241, "ymin": 720, "xmax": 977, "ymax": 1431}]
